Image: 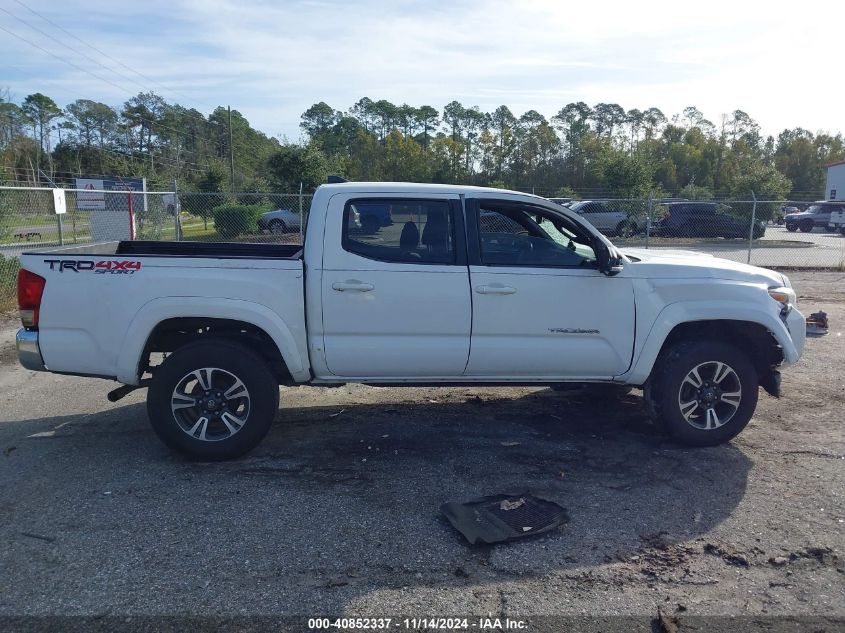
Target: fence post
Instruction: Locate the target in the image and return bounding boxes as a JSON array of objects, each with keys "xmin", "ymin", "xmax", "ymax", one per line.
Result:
[
  {"xmin": 298, "ymin": 181, "xmax": 304, "ymax": 243},
  {"xmin": 645, "ymin": 192, "xmax": 653, "ymax": 249},
  {"xmin": 747, "ymin": 191, "xmax": 757, "ymax": 265},
  {"xmin": 57, "ymin": 212, "xmax": 64, "ymax": 246},
  {"xmin": 173, "ymin": 179, "xmax": 182, "ymax": 241}
]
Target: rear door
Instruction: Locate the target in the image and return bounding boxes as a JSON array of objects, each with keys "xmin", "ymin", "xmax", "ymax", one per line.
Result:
[
  {"xmin": 465, "ymin": 198, "xmax": 635, "ymax": 379},
  {"xmin": 319, "ymin": 193, "xmax": 472, "ymax": 378}
]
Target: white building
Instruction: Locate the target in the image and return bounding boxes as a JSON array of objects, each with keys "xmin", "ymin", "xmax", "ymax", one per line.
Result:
[{"xmin": 826, "ymin": 160, "xmax": 845, "ymax": 200}]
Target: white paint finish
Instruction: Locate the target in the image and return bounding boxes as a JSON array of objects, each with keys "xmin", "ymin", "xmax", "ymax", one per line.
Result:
[
  {"xmin": 25, "ymin": 253, "xmax": 309, "ymax": 385},
  {"xmin": 465, "ymin": 267, "xmax": 635, "ymax": 378},
  {"xmin": 21, "ymin": 182, "xmax": 807, "ymax": 390},
  {"xmin": 317, "ymin": 191, "xmax": 471, "ymax": 378}
]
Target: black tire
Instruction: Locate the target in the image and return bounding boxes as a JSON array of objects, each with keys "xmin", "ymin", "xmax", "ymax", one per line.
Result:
[
  {"xmin": 269, "ymin": 219, "xmax": 287, "ymax": 234},
  {"xmin": 799, "ymin": 220, "xmax": 814, "ymax": 233},
  {"xmin": 840, "ymin": 227, "xmax": 845, "ymax": 236},
  {"xmin": 147, "ymin": 339, "xmax": 279, "ymax": 460},
  {"xmin": 648, "ymin": 340, "xmax": 758, "ymax": 447},
  {"xmin": 785, "ymin": 224, "xmax": 797, "ymax": 232}
]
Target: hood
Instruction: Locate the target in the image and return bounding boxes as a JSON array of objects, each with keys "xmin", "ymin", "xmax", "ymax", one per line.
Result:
[
  {"xmin": 621, "ymin": 247, "xmax": 785, "ymax": 286},
  {"xmin": 784, "ymin": 211, "xmax": 811, "ymax": 220}
]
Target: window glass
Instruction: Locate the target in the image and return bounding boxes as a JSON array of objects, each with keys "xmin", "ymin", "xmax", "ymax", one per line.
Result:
[
  {"xmin": 477, "ymin": 205, "xmax": 597, "ymax": 267},
  {"xmin": 343, "ymin": 199, "xmax": 455, "ymax": 264}
]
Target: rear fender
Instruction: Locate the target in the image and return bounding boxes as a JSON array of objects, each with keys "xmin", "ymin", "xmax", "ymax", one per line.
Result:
[{"xmin": 116, "ymin": 297, "xmax": 309, "ymax": 385}]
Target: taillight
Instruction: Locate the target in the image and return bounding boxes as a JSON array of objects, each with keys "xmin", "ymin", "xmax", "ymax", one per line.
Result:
[{"xmin": 17, "ymin": 269, "xmax": 46, "ymax": 329}]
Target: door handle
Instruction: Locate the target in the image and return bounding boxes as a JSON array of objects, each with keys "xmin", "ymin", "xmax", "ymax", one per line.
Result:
[
  {"xmin": 332, "ymin": 281, "xmax": 374, "ymax": 292},
  {"xmin": 475, "ymin": 284, "xmax": 516, "ymax": 295}
]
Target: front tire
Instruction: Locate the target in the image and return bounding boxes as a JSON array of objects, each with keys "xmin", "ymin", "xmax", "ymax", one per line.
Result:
[
  {"xmin": 799, "ymin": 220, "xmax": 814, "ymax": 233},
  {"xmin": 648, "ymin": 341, "xmax": 758, "ymax": 446},
  {"xmin": 147, "ymin": 339, "xmax": 279, "ymax": 460},
  {"xmin": 269, "ymin": 219, "xmax": 287, "ymax": 234}
]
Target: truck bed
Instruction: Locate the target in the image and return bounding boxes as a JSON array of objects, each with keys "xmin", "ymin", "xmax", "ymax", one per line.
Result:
[
  {"xmin": 28, "ymin": 240, "xmax": 303, "ymax": 259},
  {"xmin": 20, "ymin": 241, "xmax": 309, "ymax": 384}
]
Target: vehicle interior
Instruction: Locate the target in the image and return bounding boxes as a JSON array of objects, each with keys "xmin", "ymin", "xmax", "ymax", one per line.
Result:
[{"xmin": 477, "ymin": 202, "xmax": 598, "ymax": 267}]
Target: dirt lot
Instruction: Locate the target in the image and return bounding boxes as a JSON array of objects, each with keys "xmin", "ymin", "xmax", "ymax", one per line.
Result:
[{"xmin": 0, "ymin": 273, "xmax": 843, "ymax": 630}]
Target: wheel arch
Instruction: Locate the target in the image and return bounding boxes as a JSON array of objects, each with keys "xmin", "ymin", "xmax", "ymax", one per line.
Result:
[
  {"xmin": 622, "ymin": 301, "xmax": 795, "ymax": 390},
  {"xmin": 116, "ymin": 297, "xmax": 310, "ymax": 385}
]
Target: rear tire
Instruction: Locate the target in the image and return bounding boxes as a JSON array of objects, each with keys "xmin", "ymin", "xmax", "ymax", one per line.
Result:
[
  {"xmin": 147, "ymin": 339, "xmax": 279, "ymax": 460},
  {"xmin": 269, "ymin": 219, "xmax": 287, "ymax": 234},
  {"xmin": 648, "ymin": 341, "xmax": 758, "ymax": 447},
  {"xmin": 840, "ymin": 227, "xmax": 845, "ymax": 236},
  {"xmin": 786, "ymin": 224, "xmax": 797, "ymax": 232}
]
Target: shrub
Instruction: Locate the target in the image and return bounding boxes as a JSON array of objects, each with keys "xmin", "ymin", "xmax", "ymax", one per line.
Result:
[
  {"xmin": 212, "ymin": 203, "xmax": 270, "ymax": 239},
  {"xmin": 0, "ymin": 254, "xmax": 21, "ymax": 309}
]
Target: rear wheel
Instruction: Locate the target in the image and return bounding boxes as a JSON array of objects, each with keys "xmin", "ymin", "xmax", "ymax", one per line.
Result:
[
  {"xmin": 269, "ymin": 219, "xmax": 287, "ymax": 234},
  {"xmin": 785, "ymin": 223, "xmax": 797, "ymax": 232},
  {"xmin": 648, "ymin": 341, "xmax": 758, "ymax": 446},
  {"xmin": 840, "ymin": 227, "xmax": 845, "ymax": 236},
  {"xmin": 147, "ymin": 339, "xmax": 279, "ymax": 460}
]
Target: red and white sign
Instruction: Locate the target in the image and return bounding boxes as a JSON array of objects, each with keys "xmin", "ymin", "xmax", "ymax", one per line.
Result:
[{"xmin": 75, "ymin": 178, "xmax": 105, "ymax": 210}]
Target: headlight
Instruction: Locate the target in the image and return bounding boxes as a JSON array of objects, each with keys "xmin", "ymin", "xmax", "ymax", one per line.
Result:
[{"xmin": 768, "ymin": 286, "xmax": 796, "ymax": 314}]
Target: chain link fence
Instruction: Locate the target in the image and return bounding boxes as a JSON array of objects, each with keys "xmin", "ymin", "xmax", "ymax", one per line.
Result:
[{"xmin": 2, "ymin": 185, "xmax": 844, "ymax": 308}]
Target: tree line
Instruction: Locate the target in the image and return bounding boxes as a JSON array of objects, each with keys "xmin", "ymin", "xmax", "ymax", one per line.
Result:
[{"xmin": 1, "ymin": 89, "xmax": 843, "ymax": 200}]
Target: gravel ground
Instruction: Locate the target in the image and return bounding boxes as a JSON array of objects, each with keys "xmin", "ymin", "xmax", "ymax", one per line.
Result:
[{"xmin": 0, "ymin": 273, "xmax": 842, "ymax": 629}]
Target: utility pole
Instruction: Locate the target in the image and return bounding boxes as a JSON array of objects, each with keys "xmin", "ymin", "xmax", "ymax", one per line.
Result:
[{"xmin": 228, "ymin": 105, "xmax": 235, "ymax": 193}]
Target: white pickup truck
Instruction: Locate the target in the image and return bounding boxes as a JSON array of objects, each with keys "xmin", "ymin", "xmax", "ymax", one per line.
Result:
[{"xmin": 15, "ymin": 182, "xmax": 805, "ymax": 459}]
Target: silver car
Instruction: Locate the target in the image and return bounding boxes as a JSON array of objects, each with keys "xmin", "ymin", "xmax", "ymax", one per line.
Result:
[
  {"xmin": 554, "ymin": 200, "xmax": 635, "ymax": 236},
  {"xmin": 258, "ymin": 207, "xmax": 302, "ymax": 233}
]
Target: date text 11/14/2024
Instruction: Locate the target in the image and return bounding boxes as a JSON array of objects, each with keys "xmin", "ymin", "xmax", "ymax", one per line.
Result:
[{"xmin": 307, "ymin": 618, "xmax": 528, "ymax": 630}]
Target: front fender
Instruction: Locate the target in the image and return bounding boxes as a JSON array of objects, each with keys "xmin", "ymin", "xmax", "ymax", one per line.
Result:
[
  {"xmin": 620, "ymin": 299, "xmax": 802, "ymax": 385},
  {"xmin": 115, "ymin": 297, "xmax": 310, "ymax": 385}
]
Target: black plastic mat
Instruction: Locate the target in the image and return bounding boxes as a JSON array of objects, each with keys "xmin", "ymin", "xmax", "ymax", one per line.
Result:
[{"xmin": 441, "ymin": 492, "xmax": 569, "ymax": 544}]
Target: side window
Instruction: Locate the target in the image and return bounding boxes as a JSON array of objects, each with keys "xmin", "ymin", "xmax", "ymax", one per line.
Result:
[
  {"xmin": 342, "ymin": 199, "xmax": 455, "ymax": 264},
  {"xmin": 477, "ymin": 204, "xmax": 597, "ymax": 268}
]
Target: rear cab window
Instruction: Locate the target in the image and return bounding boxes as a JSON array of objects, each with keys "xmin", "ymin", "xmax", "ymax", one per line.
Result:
[{"xmin": 342, "ymin": 198, "xmax": 456, "ymax": 264}]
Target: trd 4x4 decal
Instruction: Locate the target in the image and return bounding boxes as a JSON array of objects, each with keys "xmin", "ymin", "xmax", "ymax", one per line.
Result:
[{"xmin": 44, "ymin": 259, "xmax": 142, "ymax": 274}]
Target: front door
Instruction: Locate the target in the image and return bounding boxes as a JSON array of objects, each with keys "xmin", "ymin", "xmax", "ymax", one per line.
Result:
[
  {"xmin": 320, "ymin": 194, "xmax": 472, "ymax": 378},
  {"xmin": 465, "ymin": 199, "xmax": 635, "ymax": 379}
]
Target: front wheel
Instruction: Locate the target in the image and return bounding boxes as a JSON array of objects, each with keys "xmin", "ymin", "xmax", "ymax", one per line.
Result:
[
  {"xmin": 648, "ymin": 341, "xmax": 758, "ymax": 446},
  {"xmin": 147, "ymin": 339, "xmax": 279, "ymax": 460},
  {"xmin": 269, "ymin": 219, "xmax": 287, "ymax": 234},
  {"xmin": 799, "ymin": 220, "xmax": 814, "ymax": 233}
]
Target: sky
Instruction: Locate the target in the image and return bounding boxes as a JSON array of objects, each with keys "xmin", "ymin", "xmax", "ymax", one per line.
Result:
[{"xmin": 1, "ymin": 0, "xmax": 843, "ymax": 141}]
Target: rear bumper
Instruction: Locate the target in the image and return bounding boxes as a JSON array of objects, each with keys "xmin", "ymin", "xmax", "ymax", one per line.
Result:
[{"xmin": 16, "ymin": 329, "xmax": 46, "ymax": 371}]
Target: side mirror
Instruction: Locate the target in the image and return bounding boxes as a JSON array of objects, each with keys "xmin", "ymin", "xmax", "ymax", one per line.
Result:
[{"xmin": 596, "ymin": 241, "xmax": 623, "ymax": 276}]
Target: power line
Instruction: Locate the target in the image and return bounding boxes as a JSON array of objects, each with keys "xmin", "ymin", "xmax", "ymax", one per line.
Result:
[
  {"xmin": 0, "ymin": 22, "xmax": 227, "ymax": 143},
  {"xmin": 10, "ymin": 0, "xmax": 228, "ymax": 129}
]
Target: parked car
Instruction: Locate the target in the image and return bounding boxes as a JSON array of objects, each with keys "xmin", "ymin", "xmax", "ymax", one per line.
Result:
[
  {"xmin": 257, "ymin": 207, "xmax": 302, "ymax": 234},
  {"xmin": 655, "ymin": 202, "xmax": 765, "ymax": 239},
  {"xmin": 784, "ymin": 202, "xmax": 835, "ymax": 233},
  {"xmin": 355, "ymin": 201, "xmax": 393, "ymax": 234},
  {"xmin": 16, "ymin": 182, "xmax": 804, "ymax": 459},
  {"xmin": 563, "ymin": 200, "xmax": 637, "ymax": 236},
  {"xmin": 825, "ymin": 203, "xmax": 845, "ymax": 235}
]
